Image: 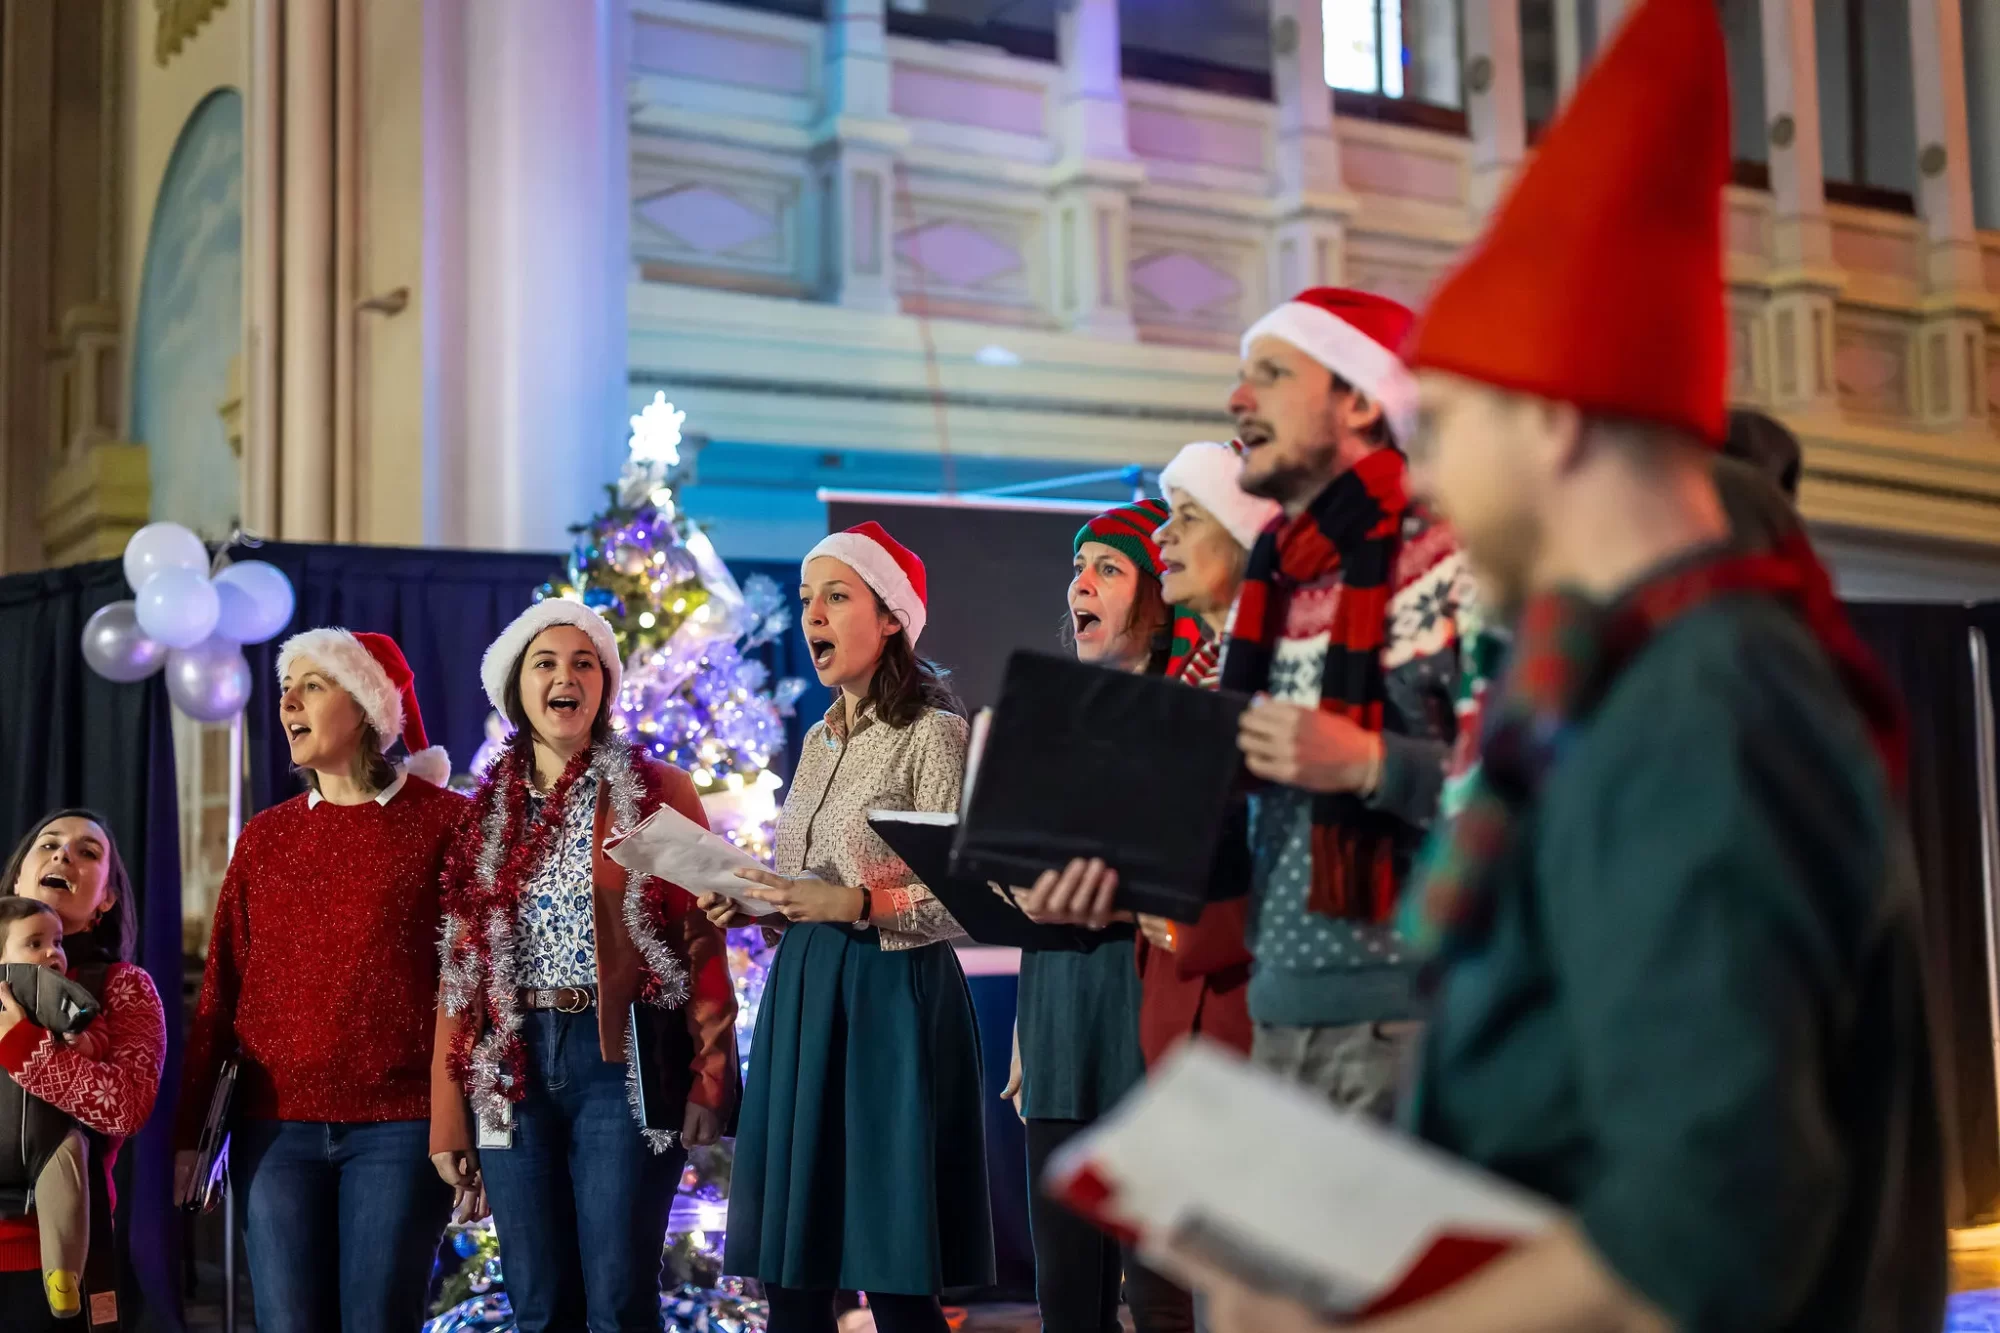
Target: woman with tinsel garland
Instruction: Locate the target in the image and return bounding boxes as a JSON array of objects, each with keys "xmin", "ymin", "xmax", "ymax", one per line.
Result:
[
  {"xmin": 430, "ymin": 601, "xmax": 738, "ymax": 1333},
  {"xmin": 703, "ymin": 522, "xmax": 992, "ymax": 1333},
  {"xmin": 174, "ymin": 629, "xmax": 462, "ymax": 1333},
  {"xmin": 0, "ymin": 810, "xmax": 165, "ymax": 1329}
]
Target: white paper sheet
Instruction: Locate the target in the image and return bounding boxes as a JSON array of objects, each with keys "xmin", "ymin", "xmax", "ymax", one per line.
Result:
[
  {"xmin": 1044, "ymin": 1040, "xmax": 1559, "ymax": 1317},
  {"xmin": 602, "ymin": 802, "xmax": 780, "ymax": 916}
]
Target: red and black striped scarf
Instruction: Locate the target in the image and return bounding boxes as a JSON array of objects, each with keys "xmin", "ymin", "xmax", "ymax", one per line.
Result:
[
  {"xmin": 1415, "ymin": 531, "xmax": 1908, "ymax": 956},
  {"xmin": 1221, "ymin": 447, "xmax": 1409, "ymax": 923}
]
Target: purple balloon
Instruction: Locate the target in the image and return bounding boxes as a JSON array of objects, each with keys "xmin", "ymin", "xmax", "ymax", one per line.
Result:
[
  {"xmin": 80, "ymin": 601, "xmax": 167, "ymax": 683},
  {"xmin": 164, "ymin": 637, "xmax": 252, "ymax": 722}
]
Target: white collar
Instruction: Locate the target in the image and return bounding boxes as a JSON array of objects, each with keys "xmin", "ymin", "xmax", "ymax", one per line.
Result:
[{"xmin": 307, "ymin": 769, "xmax": 409, "ymax": 810}]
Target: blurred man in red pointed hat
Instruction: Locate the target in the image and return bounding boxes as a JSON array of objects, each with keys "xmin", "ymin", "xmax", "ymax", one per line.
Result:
[{"xmin": 1183, "ymin": 0, "xmax": 1945, "ymax": 1330}]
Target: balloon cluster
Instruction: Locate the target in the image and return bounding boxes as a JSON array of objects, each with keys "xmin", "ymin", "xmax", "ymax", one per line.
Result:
[{"xmin": 80, "ymin": 523, "xmax": 296, "ymax": 722}]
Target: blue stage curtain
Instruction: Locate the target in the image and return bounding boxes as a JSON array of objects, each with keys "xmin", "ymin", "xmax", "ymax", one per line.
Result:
[
  {"xmin": 0, "ymin": 558, "xmax": 185, "ymax": 1328},
  {"xmin": 229, "ymin": 542, "xmax": 828, "ymax": 814}
]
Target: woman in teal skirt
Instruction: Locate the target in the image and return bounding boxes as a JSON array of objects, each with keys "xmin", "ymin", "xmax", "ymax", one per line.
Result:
[{"xmin": 702, "ymin": 522, "xmax": 992, "ymax": 1333}]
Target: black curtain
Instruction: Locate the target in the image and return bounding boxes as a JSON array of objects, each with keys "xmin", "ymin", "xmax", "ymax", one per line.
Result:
[
  {"xmin": 1850, "ymin": 602, "xmax": 1998, "ymax": 1226},
  {"xmin": 229, "ymin": 542, "xmax": 828, "ymax": 814},
  {"xmin": 0, "ymin": 558, "xmax": 185, "ymax": 1328}
]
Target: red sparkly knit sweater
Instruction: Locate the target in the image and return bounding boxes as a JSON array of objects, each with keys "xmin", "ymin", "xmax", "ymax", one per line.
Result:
[{"xmin": 175, "ymin": 775, "xmax": 469, "ymax": 1144}]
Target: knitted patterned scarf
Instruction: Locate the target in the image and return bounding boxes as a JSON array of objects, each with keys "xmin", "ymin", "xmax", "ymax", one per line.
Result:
[
  {"xmin": 1412, "ymin": 532, "xmax": 1907, "ymax": 959},
  {"xmin": 1221, "ymin": 446, "xmax": 1409, "ymax": 922}
]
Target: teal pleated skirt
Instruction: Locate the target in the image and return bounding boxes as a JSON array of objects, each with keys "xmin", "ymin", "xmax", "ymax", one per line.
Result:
[{"xmin": 724, "ymin": 923, "xmax": 995, "ymax": 1294}]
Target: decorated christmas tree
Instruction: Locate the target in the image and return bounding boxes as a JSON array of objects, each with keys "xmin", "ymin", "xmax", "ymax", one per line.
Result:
[{"xmin": 435, "ymin": 393, "xmax": 799, "ymax": 1333}]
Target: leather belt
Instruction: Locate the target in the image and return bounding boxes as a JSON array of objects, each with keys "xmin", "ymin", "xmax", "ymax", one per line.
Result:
[{"xmin": 518, "ymin": 985, "xmax": 595, "ymax": 1014}]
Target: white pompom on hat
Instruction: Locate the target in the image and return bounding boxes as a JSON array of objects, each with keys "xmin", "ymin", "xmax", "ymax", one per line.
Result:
[
  {"xmin": 276, "ymin": 628, "xmax": 451, "ymax": 787},
  {"xmin": 480, "ymin": 600, "xmax": 624, "ymax": 716},
  {"xmin": 802, "ymin": 521, "xmax": 929, "ymax": 646},
  {"xmin": 1158, "ymin": 441, "xmax": 1283, "ymax": 550}
]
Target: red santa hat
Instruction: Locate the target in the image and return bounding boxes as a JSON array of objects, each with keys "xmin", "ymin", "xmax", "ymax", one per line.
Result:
[
  {"xmin": 480, "ymin": 600, "xmax": 625, "ymax": 716},
  {"xmin": 1241, "ymin": 288, "xmax": 1420, "ymax": 445},
  {"xmin": 1158, "ymin": 441, "xmax": 1282, "ymax": 550},
  {"xmin": 804, "ymin": 521, "xmax": 928, "ymax": 646},
  {"xmin": 1406, "ymin": 0, "xmax": 1730, "ymax": 443},
  {"xmin": 276, "ymin": 628, "xmax": 450, "ymax": 786}
]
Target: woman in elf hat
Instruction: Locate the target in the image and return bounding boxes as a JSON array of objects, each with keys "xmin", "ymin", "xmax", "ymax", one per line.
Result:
[
  {"xmin": 429, "ymin": 600, "xmax": 737, "ymax": 1333},
  {"xmin": 998, "ymin": 497, "xmax": 1200, "ymax": 1333},
  {"xmin": 173, "ymin": 628, "xmax": 465, "ymax": 1333},
  {"xmin": 703, "ymin": 521, "xmax": 992, "ymax": 1333}
]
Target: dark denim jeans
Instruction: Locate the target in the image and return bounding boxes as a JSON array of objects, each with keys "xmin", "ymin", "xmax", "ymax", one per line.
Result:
[
  {"xmin": 478, "ymin": 1009, "xmax": 689, "ymax": 1333},
  {"xmin": 232, "ymin": 1117, "xmax": 452, "ymax": 1333}
]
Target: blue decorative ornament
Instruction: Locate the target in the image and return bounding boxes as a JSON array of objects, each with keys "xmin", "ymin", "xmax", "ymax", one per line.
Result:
[{"xmin": 452, "ymin": 1227, "xmax": 480, "ymax": 1259}]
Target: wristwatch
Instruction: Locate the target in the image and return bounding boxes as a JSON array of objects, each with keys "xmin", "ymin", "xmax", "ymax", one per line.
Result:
[{"xmin": 852, "ymin": 885, "xmax": 873, "ymax": 927}]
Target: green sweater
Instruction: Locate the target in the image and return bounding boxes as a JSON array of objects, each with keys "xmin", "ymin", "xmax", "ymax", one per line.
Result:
[{"xmin": 1410, "ymin": 595, "xmax": 1945, "ymax": 1332}]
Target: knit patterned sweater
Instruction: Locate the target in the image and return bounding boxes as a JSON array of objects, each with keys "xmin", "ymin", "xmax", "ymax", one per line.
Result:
[
  {"xmin": 1246, "ymin": 507, "xmax": 1477, "ymax": 1027},
  {"xmin": 176, "ymin": 775, "xmax": 469, "ymax": 1141}
]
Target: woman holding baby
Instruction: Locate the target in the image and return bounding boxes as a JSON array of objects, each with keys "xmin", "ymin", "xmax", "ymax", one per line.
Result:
[
  {"xmin": 0, "ymin": 809, "xmax": 166, "ymax": 1327},
  {"xmin": 174, "ymin": 627, "xmax": 465, "ymax": 1333}
]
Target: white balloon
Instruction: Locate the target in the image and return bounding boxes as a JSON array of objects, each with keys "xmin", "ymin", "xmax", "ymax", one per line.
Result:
[
  {"xmin": 80, "ymin": 601, "xmax": 168, "ymax": 683},
  {"xmin": 122, "ymin": 522, "xmax": 208, "ymax": 594},
  {"xmin": 135, "ymin": 568, "xmax": 221, "ymax": 650},
  {"xmin": 164, "ymin": 637, "xmax": 253, "ymax": 723},
  {"xmin": 212, "ymin": 561, "xmax": 296, "ymax": 644}
]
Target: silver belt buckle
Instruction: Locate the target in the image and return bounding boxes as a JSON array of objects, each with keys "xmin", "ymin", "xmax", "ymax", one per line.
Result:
[{"xmin": 557, "ymin": 988, "xmax": 590, "ymax": 1014}]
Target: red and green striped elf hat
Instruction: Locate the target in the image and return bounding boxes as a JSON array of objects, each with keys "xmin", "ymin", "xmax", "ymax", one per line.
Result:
[
  {"xmin": 1073, "ymin": 498, "xmax": 1169, "ymax": 576},
  {"xmin": 1073, "ymin": 498, "xmax": 1204, "ymax": 677}
]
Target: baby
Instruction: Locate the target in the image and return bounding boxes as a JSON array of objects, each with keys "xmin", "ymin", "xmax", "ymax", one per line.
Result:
[{"xmin": 0, "ymin": 897, "xmax": 99, "ymax": 1319}]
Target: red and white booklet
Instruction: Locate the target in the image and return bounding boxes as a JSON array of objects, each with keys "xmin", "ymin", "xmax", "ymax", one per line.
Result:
[{"xmin": 1044, "ymin": 1040, "xmax": 1559, "ymax": 1321}]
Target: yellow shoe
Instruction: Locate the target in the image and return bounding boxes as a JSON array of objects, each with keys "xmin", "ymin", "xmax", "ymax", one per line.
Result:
[{"xmin": 45, "ymin": 1269, "xmax": 82, "ymax": 1318}]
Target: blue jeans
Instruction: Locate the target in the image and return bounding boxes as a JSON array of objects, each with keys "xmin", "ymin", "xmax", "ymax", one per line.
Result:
[
  {"xmin": 478, "ymin": 1009, "xmax": 689, "ymax": 1333},
  {"xmin": 232, "ymin": 1117, "xmax": 452, "ymax": 1333}
]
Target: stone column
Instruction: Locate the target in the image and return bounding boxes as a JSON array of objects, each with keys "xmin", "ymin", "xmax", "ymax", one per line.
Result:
[
  {"xmin": 814, "ymin": 0, "xmax": 907, "ymax": 313},
  {"xmin": 1967, "ymin": 0, "xmax": 2000, "ymax": 228},
  {"xmin": 1907, "ymin": 0, "xmax": 1991, "ymax": 430},
  {"xmin": 1463, "ymin": 0, "xmax": 1527, "ymax": 217},
  {"xmin": 1269, "ymin": 0, "xmax": 1351, "ymax": 299},
  {"xmin": 457, "ymin": 0, "xmax": 632, "ymax": 550},
  {"xmin": 1760, "ymin": 0, "xmax": 1843, "ymax": 419},
  {"xmin": 1050, "ymin": 0, "xmax": 1140, "ymax": 338},
  {"xmin": 279, "ymin": 0, "xmax": 336, "ymax": 540}
]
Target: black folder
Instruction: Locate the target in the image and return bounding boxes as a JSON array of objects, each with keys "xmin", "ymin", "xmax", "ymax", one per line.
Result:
[
  {"xmin": 869, "ymin": 812, "xmax": 1091, "ymax": 950},
  {"xmin": 949, "ymin": 651, "xmax": 1249, "ymax": 924}
]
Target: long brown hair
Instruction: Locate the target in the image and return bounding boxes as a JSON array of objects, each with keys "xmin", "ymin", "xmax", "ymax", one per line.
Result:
[
  {"xmin": 0, "ymin": 808, "xmax": 136, "ymax": 963},
  {"xmin": 864, "ymin": 592, "xmax": 964, "ymax": 727}
]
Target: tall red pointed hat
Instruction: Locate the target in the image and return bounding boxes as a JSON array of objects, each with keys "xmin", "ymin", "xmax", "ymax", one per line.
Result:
[{"xmin": 1407, "ymin": 0, "xmax": 1731, "ymax": 443}]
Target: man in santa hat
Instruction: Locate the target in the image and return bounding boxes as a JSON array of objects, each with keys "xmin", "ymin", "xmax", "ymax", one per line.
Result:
[
  {"xmin": 1186, "ymin": 0, "xmax": 1946, "ymax": 1329},
  {"xmin": 1215, "ymin": 281, "xmax": 1474, "ymax": 1115}
]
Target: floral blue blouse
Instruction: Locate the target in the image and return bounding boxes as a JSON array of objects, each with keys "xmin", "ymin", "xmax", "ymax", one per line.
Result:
[{"xmin": 515, "ymin": 774, "xmax": 599, "ymax": 989}]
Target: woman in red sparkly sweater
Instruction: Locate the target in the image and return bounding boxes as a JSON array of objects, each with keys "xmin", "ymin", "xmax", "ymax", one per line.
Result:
[
  {"xmin": 174, "ymin": 628, "xmax": 465, "ymax": 1333},
  {"xmin": 0, "ymin": 809, "xmax": 165, "ymax": 1330}
]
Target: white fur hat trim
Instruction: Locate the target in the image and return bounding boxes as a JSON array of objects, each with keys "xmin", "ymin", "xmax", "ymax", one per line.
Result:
[
  {"xmin": 481, "ymin": 600, "xmax": 624, "ymax": 715},
  {"xmin": 1158, "ymin": 441, "xmax": 1283, "ymax": 550}
]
